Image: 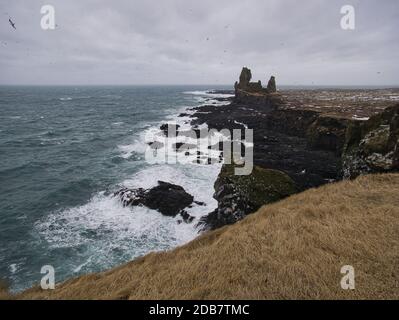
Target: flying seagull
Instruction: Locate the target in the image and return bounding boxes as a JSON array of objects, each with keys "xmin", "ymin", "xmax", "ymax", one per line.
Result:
[{"xmin": 8, "ymin": 18, "xmax": 16, "ymax": 30}]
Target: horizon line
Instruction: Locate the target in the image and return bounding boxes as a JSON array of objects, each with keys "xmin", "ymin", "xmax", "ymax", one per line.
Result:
[{"xmin": 1, "ymin": 83, "xmax": 399, "ymax": 88}]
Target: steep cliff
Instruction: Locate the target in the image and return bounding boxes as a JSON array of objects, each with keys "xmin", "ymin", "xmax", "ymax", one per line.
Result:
[
  {"xmin": 197, "ymin": 165, "xmax": 297, "ymax": 231},
  {"xmin": 342, "ymin": 104, "xmax": 399, "ymax": 178}
]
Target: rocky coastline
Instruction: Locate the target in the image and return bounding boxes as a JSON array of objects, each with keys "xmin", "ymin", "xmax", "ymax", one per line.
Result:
[
  {"xmin": 190, "ymin": 68, "xmax": 399, "ymax": 230},
  {"xmin": 113, "ymin": 67, "xmax": 399, "ymax": 232}
]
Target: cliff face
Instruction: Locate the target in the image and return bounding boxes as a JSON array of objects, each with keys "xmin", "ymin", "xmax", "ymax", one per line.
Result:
[
  {"xmin": 306, "ymin": 116, "xmax": 350, "ymax": 155},
  {"xmin": 233, "ymin": 89, "xmax": 282, "ymax": 109},
  {"xmin": 342, "ymin": 104, "xmax": 399, "ymax": 178},
  {"xmin": 197, "ymin": 165, "xmax": 297, "ymax": 230}
]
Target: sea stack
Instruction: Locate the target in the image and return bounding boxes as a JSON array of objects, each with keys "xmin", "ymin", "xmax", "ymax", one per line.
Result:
[
  {"xmin": 234, "ymin": 67, "xmax": 277, "ymax": 95},
  {"xmin": 234, "ymin": 67, "xmax": 263, "ymax": 94},
  {"xmin": 267, "ymin": 76, "xmax": 277, "ymax": 92}
]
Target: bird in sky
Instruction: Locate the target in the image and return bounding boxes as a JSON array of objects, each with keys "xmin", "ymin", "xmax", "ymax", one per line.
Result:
[{"xmin": 9, "ymin": 18, "xmax": 16, "ymax": 29}]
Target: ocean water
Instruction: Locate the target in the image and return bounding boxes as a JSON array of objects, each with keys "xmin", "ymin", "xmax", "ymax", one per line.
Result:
[{"xmin": 0, "ymin": 85, "xmax": 232, "ymax": 291}]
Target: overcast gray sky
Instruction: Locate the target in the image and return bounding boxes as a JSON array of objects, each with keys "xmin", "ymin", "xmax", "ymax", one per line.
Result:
[{"xmin": 0, "ymin": 0, "xmax": 398, "ymax": 85}]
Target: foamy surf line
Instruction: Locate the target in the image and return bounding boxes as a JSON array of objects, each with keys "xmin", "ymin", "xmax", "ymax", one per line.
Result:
[
  {"xmin": 183, "ymin": 90, "xmax": 233, "ymax": 107},
  {"xmin": 35, "ymin": 89, "xmax": 231, "ymax": 280}
]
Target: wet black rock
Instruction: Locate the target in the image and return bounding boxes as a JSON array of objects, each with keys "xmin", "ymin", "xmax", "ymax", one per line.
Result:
[
  {"xmin": 173, "ymin": 142, "xmax": 197, "ymax": 152},
  {"xmin": 115, "ymin": 181, "xmax": 194, "ymax": 217},
  {"xmin": 147, "ymin": 141, "xmax": 164, "ymax": 149},
  {"xmin": 180, "ymin": 210, "xmax": 195, "ymax": 223},
  {"xmin": 160, "ymin": 123, "xmax": 180, "ymax": 136},
  {"xmin": 177, "ymin": 128, "xmax": 210, "ymax": 139}
]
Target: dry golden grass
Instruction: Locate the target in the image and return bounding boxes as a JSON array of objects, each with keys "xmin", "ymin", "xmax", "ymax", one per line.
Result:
[
  {"xmin": 0, "ymin": 280, "xmax": 11, "ymax": 300},
  {"xmin": 11, "ymin": 173, "xmax": 399, "ymax": 300}
]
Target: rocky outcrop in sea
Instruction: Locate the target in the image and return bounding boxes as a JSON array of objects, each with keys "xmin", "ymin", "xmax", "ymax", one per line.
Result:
[{"xmin": 114, "ymin": 181, "xmax": 201, "ymax": 223}]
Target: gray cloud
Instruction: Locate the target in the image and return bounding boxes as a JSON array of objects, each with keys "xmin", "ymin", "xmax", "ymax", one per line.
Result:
[{"xmin": 0, "ymin": 0, "xmax": 398, "ymax": 85}]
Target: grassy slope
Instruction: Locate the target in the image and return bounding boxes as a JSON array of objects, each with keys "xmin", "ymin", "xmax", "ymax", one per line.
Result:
[{"xmin": 12, "ymin": 173, "xmax": 399, "ymax": 299}]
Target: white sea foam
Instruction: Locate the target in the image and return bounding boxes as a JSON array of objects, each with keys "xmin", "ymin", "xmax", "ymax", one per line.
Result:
[
  {"xmin": 35, "ymin": 164, "xmax": 219, "ymax": 273},
  {"xmin": 9, "ymin": 263, "xmax": 19, "ymax": 274},
  {"xmin": 352, "ymin": 115, "xmax": 370, "ymax": 121},
  {"xmin": 59, "ymin": 96, "xmax": 92, "ymax": 101},
  {"xmin": 183, "ymin": 90, "xmax": 209, "ymax": 95},
  {"xmin": 117, "ymin": 139, "xmax": 148, "ymax": 158},
  {"xmin": 37, "ymin": 88, "xmax": 230, "ymax": 275},
  {"xmin": 183, "ymin": 90, "xmax": 234, "ymax": 99},
  {"xmin": 36, "ymin": 193, "xmax": 197, "ymax": 272},
  {"xmin": 234, "ymin": 120, "xmax": 249, "ymax": 129}
]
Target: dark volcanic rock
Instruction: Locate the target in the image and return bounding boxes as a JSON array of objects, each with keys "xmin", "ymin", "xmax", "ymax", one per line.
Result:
[
  {"xmin": 116, "ymin": 187, "xmax": 147, "ymax": 207},
  {"xmin": 197, "ymin": 165, "xmax": 297, "ymax": 231},
  {"xmin": 236, "ymin": 67, "xmax": 252, "ymax": 89},
  {"xmin": 239, "ymin": 67, "xmax": 252, "ymax": 84},
  {"xmin": 147, "ymin": 141, "xmax": 164, "ymax": 149},
  {"xmin": 306, "ymin": 116, "xmax": 349, "ymax": 155},
  {"xmin": 160, "ymin": 123, "xmax": 180, "ymax": 136},
  {"xmin": 234, "ymin": 67, "xmax": 264, "ymax": 94},
  {"xmin": 191, "ymin": 100, "xmax": 343, "ymax": 191},
  {"xmin": 145, "ymin": 181, "xmax": 194, "ymax": 215},
  {"xmin": 115, "ymin": 181, "xmax": 194, "ymax": 217},
  {"xmin": 233, "ymin": 90, "xmax": 282, "ymax": 109},
  {"xmin": 173, "ymin": 142, "xmax": 197, "ymax": 152},
  {"xmin": 267, "ymin": 76, "xmax": 277, "ymax": 93},
  {"xmin": 180, "ymin": 210, "xmax": 195, "ymax": 223},
  {"xmin": 177, "ymin": 128, "xmax": 209, "ymax": 139},
  {"xmin": 342, "ymin": 104, "xmax": 399, "ymax": 178}
]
